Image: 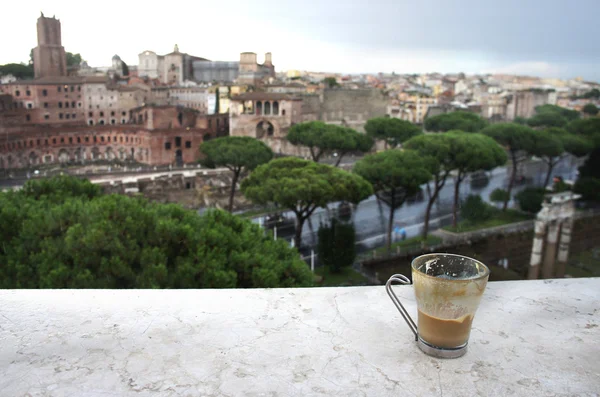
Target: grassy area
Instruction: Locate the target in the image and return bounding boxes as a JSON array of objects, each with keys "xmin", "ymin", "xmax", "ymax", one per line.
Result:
[
  {"xmin": 314, "ymin": 266, "xmax": 369, "ymax": 287},
  {"xmin": 443, "ymin": 209, "xmax": 533, "ymax": 233},
  {"xmin": 565, "ymin": 249, "xmax": 600, "ymax": 278},
  {"xmin": 368, "ymin": 235, "xmax": 443, "ymax": 257}
]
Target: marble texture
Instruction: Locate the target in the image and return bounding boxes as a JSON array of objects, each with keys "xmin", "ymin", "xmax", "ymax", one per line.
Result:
[{"xmin": 1, "ymin": 279, "xmax": 599, "ymax": 397}]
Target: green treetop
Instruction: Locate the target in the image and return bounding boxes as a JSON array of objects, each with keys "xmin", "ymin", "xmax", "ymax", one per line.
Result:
[
  {"xmin": 353, "ymin": 150, "xmax": 431, "ymax": 253},
  {"xmin": 199, "ymin": 136, "xmax": 273, "ymax": 212},
  {"xmin": 287, "ymin": 121, "xmax": 374, "ymax": 165},
  {"xmin": 481, "ymin": 123, "xmax": 537, "ymax": 211},
  {"xmin": 424, "ymin": 111, "xmax": 487, "ymax": 132},
  {"xmin": 241, "ymin": 157, "xmax": 372, "ymax": 248},
  {"xmin": 364, "ymin": 117, "xmax": 422, "ymax": 148}
]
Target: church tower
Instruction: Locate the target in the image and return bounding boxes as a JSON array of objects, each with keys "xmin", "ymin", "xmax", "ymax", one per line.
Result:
[{"xmin": 33, "ymin": 13, "xmax": 67, "ymax": 79}]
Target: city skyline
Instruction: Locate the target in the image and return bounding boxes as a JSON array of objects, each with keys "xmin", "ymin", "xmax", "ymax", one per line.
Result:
[{"xmin": 1, "ymin": 0, "xmax": 599, "ymax": 81}]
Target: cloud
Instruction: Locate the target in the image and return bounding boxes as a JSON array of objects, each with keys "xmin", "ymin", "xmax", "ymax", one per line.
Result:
[{"xmin": 483, "ymin": 62, "xmax": 562, "ymax": 78}]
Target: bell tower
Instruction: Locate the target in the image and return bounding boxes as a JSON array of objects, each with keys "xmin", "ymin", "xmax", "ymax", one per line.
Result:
[{"xmin": 33, "ymin": 12, "xmax": 67, "ymax": 79}]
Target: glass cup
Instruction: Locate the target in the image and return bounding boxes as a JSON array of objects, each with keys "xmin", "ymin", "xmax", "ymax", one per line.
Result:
[{"xmin": 386, "ymin": 253, "xmax": 490, "ymax": 359}]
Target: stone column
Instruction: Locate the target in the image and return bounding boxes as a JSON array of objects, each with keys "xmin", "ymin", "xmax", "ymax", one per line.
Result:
[
  {"xmin": 555, "ymin": 218, "xmax": 573, "ymax": 278},
  {"xmin": 541, "ymin": 221, "xmax": 560, "ymax": 279},
  {"xmin": 528, "ymin": 218, "xmax": 547, "ymax": 280}
]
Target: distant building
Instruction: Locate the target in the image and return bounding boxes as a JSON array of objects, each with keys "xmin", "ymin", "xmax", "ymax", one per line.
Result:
[
  {"xmin": 33, "ymin": 13, "xmax": 67, "ymax": 79},
  {"xmin": 138, "ymin": 45, "xmax": 206, "ymax": 85},
  {"xmin": 506, "ymin": 90, "xmax": 557, "ymax": 120},
  {"xmin": 192, "ymin": 61, "xmax": 239, "ymax": 83}
]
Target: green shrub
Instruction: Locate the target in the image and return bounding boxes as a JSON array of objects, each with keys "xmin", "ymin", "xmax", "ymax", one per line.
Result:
[
  {"xmin": 461, "ymin": 195, "xmax": 493, "ymax": 223},
  {"xmin": 317, "ymin": 218, "xmax": 356, "ymax": 273},
  {"xmin": 490, "ymin": 188, "xmax": 510, "ymax": 204},
  {"xmin": 515, "ymin": 187, "xmax": 547, "ymax": 213},
  {"xmin": 574, "ymin": 177, "xmax": 600, "ymax": 202}
]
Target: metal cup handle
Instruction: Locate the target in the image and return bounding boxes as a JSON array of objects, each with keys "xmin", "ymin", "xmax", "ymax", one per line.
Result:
[{"xmin": 385, "ymin": 274, "xmax": 418, "ymax": 341}]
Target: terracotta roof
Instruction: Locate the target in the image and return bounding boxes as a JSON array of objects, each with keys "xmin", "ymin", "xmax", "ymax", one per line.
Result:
[{"xmin": 232, "ymin": 93, "xmax": 301, "ymax": 101}]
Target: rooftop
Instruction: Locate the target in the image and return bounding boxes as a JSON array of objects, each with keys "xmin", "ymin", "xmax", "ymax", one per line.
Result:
[
  {"xmin": 232, "ymin": 92, "xmax": 301, "ymax": 101},
  {"xmin": 1, "ymin": 278, "xmax": 598, "ymax": 396}
]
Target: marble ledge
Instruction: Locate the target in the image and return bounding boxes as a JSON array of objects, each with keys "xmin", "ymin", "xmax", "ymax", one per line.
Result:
[{"xmin": 0, "ymin": 278, "xmax": 599, "ymax": 397}]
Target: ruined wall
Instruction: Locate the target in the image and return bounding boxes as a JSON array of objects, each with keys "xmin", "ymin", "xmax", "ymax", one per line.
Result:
[{"xmin": 362, "ymin": 212, "xmax": 600, "ymax": 284}]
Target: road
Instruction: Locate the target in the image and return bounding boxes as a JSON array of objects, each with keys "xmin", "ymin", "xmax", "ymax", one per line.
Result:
[{"xmin": 251, "ymin": 157, "xmax": 580, "ymax": 254}]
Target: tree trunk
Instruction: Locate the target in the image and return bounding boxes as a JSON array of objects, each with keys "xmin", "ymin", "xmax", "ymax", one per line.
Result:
[
  {"xmin": 294, "ymin": 215, "xmax": 306, "ymax": 250},
  {"xmin": 422, "ymin": 177, "xmax": 444, "ymax": 240},
  {"xmin": 452, "ymin": 174, "xmax": 462, "ymax": 228},
  {"xmin": 543, "ymin": 161, "xmax": 554, "ymax": 188},
  {"xmin": 386, "ymin": 191, "xmax": 396, "ymax": 255},
  {"xmin": 504, "ymin": 151, "xmax": 518, "ymax": 211},
  {"xmin": 227, "ymin": 169, "xmax": 240, "ymax": 213},
  {"xmin": 334, "ymin": 152, "xmax": 346, "ymax": 167}
]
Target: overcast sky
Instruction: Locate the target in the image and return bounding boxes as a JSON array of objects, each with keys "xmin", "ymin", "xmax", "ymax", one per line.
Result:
[{"xmin": 2, "ymin": 0, "xmax": 599, "ymax": 80}]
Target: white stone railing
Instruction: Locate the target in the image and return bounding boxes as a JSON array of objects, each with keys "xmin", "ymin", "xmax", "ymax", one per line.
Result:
[{"xmin": 1, "ymin": 278, "xmax": 598, "ymax": 396}]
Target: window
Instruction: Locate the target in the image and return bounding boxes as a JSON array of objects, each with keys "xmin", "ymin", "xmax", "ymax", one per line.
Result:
[
  {"xmin": 30, "ymin": 141, "xmax": 33, "ymax": 147},
  {"xmin": 175, "ymin": 137, "xmax": 182, "ymax": 147},
  {"xmin": 45, "ymin": 139, "xmax": 49, "ymax": 145},
  {"xmin": 111, "ymin": 111, "xmax": 115, "ymax": 116},
  {"xmin": 59, "ymin": 102, "xmax": 63, "ymax": 108},
  {"xmin": 77, "ymin": 137, "xmax": 81, "ymax": 143},
  {"xmin": 44, "ymin": 114, "xmax": 49, "ymax": 120},
  {"xmin": 65, "ymin": 102, "xmax": 69, "ymax": 108},
  {"xmin": 126, "ymin": 137, "xmax": 129, "ymax": 143},
  {"xmin": 101, "ymin": 136, "xmax": 104, "ymax": 142},
  {"xmin": 42, "ymin": 89, "xmax": 48, "ymax": 96},
  {"xmin": 53, "ymin": 138, "xmax": 56, "ymax": 144},
  {"xmin": 60, "ymin": 138, "xmax": 64, "ymax": 143},
  {"xmin": 65, "ymin": 114, "xmax": 70, "ymax": 119},
  {"xmin": 69, "ymin": 137, "xmax": 73, "ymax": 144},
  {"xmin": 89, "ymin": 112, "xmax": 93, "ymax": 117},
  {"xmin": 15, "ymin": 90, "xmax": 20, "ymax": 97},
  {"xmin": 185, "ymin": 141, "xmax": 191, "ymax": 148},
  {"xmin": 72, "ymin": 113, "xmax": 76, "ymax": 119},
  {"xmin": 71, "ymin": 101, "xmax": 75, "ymax": 107},
  {"xmin": 100, "ymin": 111, "xmax": 104, "ymax": 117},
  {"xmin": 122, "ymin": 111, "xmax": 126, "ymax": 116},
  {"xmin": 85, "ymin": 137, "xmax": 89, "ymax": 142},
  {"xmin": 78, "ymin": 102, "xmax": 81, "ymax": 108},
  {"xmin": 99, "ymin": 120, "xmax": 105, "ymax": 125},
  {"xmin": 37, "ymin": 139, "xmax": 40, "ymax": 145},
  {"xmin": 111, "ymin": 119, "xmax": 115, "ymax": 125},
  {"xmin": 78, "ymin": 86, "xmax": 81, "ymax": 92},
  {"xmin": 94, "ymin": 136, "xmax": 97, "ymax": 143},
  {"xmin": 26, "ymin": 115, "xmax": 31, "ymax": 121},
  {"xmin": 108, "ymin": 136, "xmax": 111, "ymax": 142},
  {"xmin": 44, "ymin": 102, "xmax": 48, "ymax": 108},
  {"xmin": 27, "ymin": 103, "xmax": 32, "ymax": 109},
  {"xmin": 26, "ymin": 90, "xmax": 31, "ymax": 96},
  {"xmin": 89, "ymin": 120, "xmax": 94, "ymax": 126},
  {"xmin": 57, "ymin": 86, "xmax": 62, "ymax": 92},
  {"xmin": 165, "ymin": 142, "xmax": 172, "ymax": 150},
  {"xmin": 282, "ymin": 109, "xmax": 286, "ymax": 116},
  {"xmin": 121, "ymin": 119, "xmax": 126, "ymax": 124},
  {"xmin": 59, "ymin": 113, "xmax": 63, "ymax": 119}
]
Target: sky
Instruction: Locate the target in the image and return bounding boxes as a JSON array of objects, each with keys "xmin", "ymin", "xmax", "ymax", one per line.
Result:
[{"xmin": 2, "ymin": 0, "xmax": 599, "ymax": 81}]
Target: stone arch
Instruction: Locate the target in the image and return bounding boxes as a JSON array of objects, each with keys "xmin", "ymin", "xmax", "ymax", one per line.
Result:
[
  {"xmin": 74, "ymin": 147, "xmax": 83, "ymax": 162},
  {"xmin": 106, "ymin": 147, "xmax": 115, "ymax": 160},
  {"xmin": 256, "ymin": 121, "xmax": 275, "ymax": 139},
  {"xmin": 58, "ymin": 149, "xmax": 70, "ymax": 164},
  {"xmin": 91, "ymin": 147, "xmax": 101, "ymax": 161},
  {"xmin": 28, "ymin": 151, "xmax": 39, "ymax": 166},
  {"xmin": 42, "ymin": 154, "xmax": 52, "ymax": 164}
]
